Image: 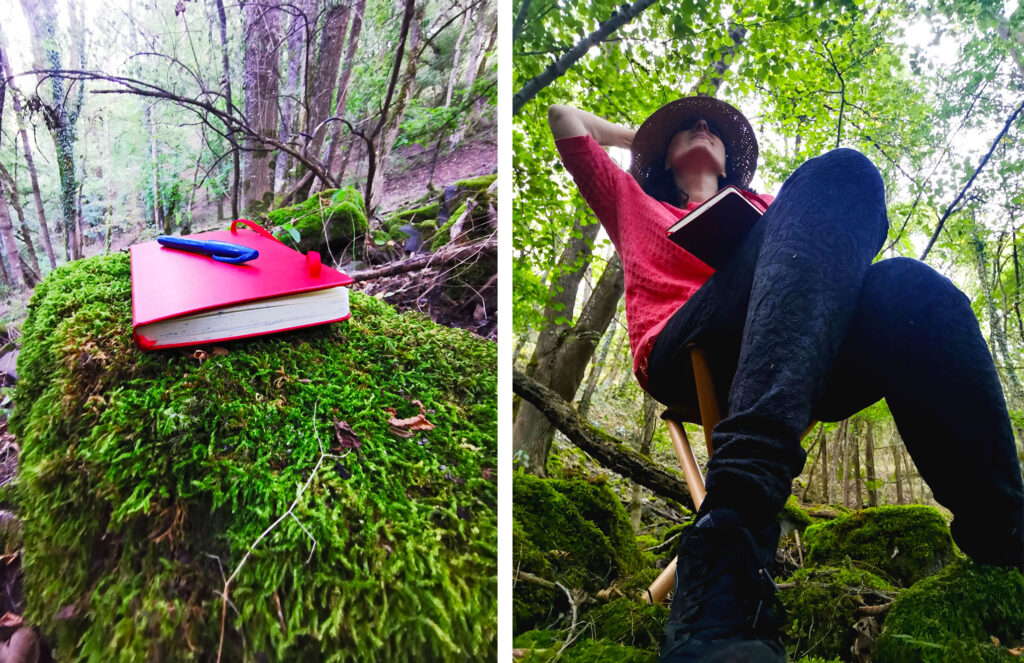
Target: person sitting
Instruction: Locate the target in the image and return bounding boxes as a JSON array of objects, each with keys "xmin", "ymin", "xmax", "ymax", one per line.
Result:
[{"xmin": 547, "ymin": 96, "xmax": 1024, "ymax": 663}]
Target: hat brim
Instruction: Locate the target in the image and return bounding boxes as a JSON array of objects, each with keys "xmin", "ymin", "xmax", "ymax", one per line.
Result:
[{"xmin": 630, "ymin": 97, "xmax": 758, "ymax": 191}]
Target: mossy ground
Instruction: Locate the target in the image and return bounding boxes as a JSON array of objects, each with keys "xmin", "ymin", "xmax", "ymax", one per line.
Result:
[
  {"xmin": 780, "ymin": 561, "xmax": 896, "ymax": 661},
  {"xmin": 875, "ymin": 559, "xmax": 1024, "ymax": 663},
  {"xmin": 12, "ymin": 252, "xmax": 496, "ymax": 661},
  {"xmin": 803, "ymin": 505, "xmax": 955, "ymax": 586},
  {"xmin": 268, "ymin": 187, "xmax": 368, "ymax": 253}
]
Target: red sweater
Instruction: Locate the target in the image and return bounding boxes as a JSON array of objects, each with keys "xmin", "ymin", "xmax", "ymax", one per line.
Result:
[{"xmin": 556, "ymin": 134, "xmax": 773, "ymax": 389}]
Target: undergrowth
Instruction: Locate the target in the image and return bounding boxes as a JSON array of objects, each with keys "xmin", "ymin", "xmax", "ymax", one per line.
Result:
[{"xmin": 11, "ymin": 252, "xmax": 497, "ymax": 661}]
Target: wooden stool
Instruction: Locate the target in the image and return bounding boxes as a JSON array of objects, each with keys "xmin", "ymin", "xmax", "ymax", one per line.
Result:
[{"xmin": 645, "ymin": 344, "xmax": 814, "ymax": 604}]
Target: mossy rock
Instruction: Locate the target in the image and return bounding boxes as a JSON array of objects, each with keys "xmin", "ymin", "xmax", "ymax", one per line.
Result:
[
  {"xmin": 513, "ymin": 474, "xmax": 643, "ymax": 633},
  {"xmin": 11, "ymin": 253, "xmax": 496, "ymax": 661},
  {"xmin": 875, "ymin": 558, "xmax": 1024, "ymax": 663},
  {"xmin": 780, "ymin": 562, "xmax": 897, "ymax": 661},
  {"xmin": 268, "ymin": 187, "xmax": 368, "ymax": 253},
  {"xmin": 803, "ymin": 505, "xmax": 955, "ymax": 586},
  {"xmin": 780, "ymin": 495, "xmax": 814, "ymax": 534},
  {"xmin": 388, "ymin": 202, "xmax": 440, "ymax": 226},
  {"xmin": 586, "ymin": 597, "xmax": 668, "ymax": 650}
]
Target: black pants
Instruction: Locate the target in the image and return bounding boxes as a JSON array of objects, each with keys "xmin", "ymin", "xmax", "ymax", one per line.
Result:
[{"xmin": 647, "ymin": 148, "xmax": 1024, "ymax": 567}]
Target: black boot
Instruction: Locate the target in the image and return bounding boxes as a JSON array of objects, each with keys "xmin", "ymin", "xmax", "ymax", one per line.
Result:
[{"xmin": 660, "ymin": 508, "xmax": 785, "ymax": 663}]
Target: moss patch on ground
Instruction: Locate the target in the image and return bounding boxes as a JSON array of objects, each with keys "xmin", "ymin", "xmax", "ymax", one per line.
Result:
[
  {"xmin": 11, "ymin": 253, "xmax": 496, "ymax": 661},
  {"xmin": 803, "ymin": 505, "xmax": 955, "ymax": 586},
  {"xmin": 268, "ymin": 187, "xmax": 368, "ymax": 253},
  {"xmin": 875, "ymin": 558, "xmax": 1024, "ymax": 663},
  {"xmin": 780, "ymin": 562, "xmax": 897, "ymax": 661}
]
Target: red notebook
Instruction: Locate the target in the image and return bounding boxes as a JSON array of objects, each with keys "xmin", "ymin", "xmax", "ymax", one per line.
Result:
[{"xmin": 130, "ymin": 220, "xmax": 354, "ymax": 350}]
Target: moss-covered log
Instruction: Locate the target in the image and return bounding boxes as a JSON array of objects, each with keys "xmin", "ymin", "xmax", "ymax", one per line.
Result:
[
  {"xmin": 512, "ymin": 370, "xmax": 695, "ymax": 509},
  {"xmin": 11, "ymin": 253, "xmax": 496, "ymax": 660}
]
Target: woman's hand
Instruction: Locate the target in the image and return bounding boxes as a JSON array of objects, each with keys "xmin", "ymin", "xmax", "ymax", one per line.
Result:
[{"xmin": 548, "ymin": 105, "xmax": 636, "ymax": 150}]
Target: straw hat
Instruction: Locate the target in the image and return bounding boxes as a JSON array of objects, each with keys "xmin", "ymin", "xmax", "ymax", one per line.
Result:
[{"xmin": 630, "ymin": 96, "xmax": 759, "ymax": 190}]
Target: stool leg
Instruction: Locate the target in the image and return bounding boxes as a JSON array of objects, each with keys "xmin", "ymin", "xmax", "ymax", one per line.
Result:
[
  {"xmin": 645, "ymin": 420, "xmax": 706, "ymax": 604},
  {"xmin": 689, "ymin": 345, "xmax": 720, "ymax": 457}
]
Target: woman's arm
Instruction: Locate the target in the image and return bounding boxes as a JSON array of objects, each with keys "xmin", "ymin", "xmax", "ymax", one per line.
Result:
[{"xmin": 548, "ymin": 104, "xmax": 636, "ymax": 149}]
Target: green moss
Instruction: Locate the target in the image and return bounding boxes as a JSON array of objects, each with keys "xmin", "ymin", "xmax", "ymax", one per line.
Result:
[
  {"xmin": 513, "ymin": 475, "xmax": 643, "ymax": 633},
  {"xmin": 389, "ymin": 202, "xmax": 440, "ymax": 226},
  {"xmin": 803, "ymin": 505, "xmax": 955, "ymax": 586},
  {"xmin": 780, "ymin": 562, "xmax": 896, "ymax": 661},
  {"xmin": 454, "ymin": 173, "xmax": 497, "ymax": 191},
  {"xmin": 268, "ymin": 187, "xmax": 368, "ymax": 253},
  {"xmin": 516, "ymin": 638, "xmax": 659, "ymax": 662},
  {"xmin": 12, "ymin": 253, "xmax": 496, "ymax": 661},
  {"xmin": 586, "ymin": 598, "xmax": 668, "ymax": 650},
  {"xmin": 875, "ymin": 559, "xmax": 1024, "ymax": 663},
  {"xmin": 779, "ymin": 495, "xmax": 814, "ymax": 533}
]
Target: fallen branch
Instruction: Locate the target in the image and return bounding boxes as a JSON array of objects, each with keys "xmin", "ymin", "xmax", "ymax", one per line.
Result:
[
  {"xmin": 350, "ymin": 236, "xmax": 497, "ymax": 282},
  {"xmin": 513, "ymin": 369, "xmax": 695, "ymax": 510}
]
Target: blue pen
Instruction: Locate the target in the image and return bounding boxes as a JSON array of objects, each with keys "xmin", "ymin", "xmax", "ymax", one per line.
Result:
[{"xmin": 157, "ymin": 236, "xmax": 259, "ymax": 264}]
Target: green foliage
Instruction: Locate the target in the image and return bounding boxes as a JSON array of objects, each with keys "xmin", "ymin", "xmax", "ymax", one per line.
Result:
[
  {"xmin": 780, "ymin": 562, "xmax": 897, "ymax": 661},
  {"xmin": 803, "ymin": 505, "xmax": 957, "ymax": 586},
  {"xmin": 267, "ymin": 188, "xmax": 368, "ymax": 253},
  {"xmin": 875, "ymin": 559, "xmax": 1024, "ymax": 663},
  {"xmin": 11, "ymin": 252, "xmax": 497, "ymax": 661}
]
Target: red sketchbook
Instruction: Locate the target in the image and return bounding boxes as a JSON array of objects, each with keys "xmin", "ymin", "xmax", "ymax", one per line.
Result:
[{"xmin": 130, "ymin": 220, "xmax": 354, "ymax": 350}]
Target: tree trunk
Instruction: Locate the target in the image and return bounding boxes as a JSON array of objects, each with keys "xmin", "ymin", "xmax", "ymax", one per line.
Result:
[
  {"xmin": 864, "ymin": 418, "xmax": 878, "ymax": 507},
  {"xmin": 367, "ymin": 0, "xmax": 424, "ymax": 217},
  {"xmin": 145, "ymin": 103, "xmax": 163, "ymax": 230},
  {"xmin": 892, "ymin": 428, "xmax": 904, "ymax": 505},
  {"xmin": 820, "ymin": 426, "xmax": 829, "ymax": 503},
  {"xmin": 213, "ymin": 0, "xmax": 240, "ymax": 220},
  {"xmin": 0, "ymin": 164, "xmax": 41, "ymax": 284},
  {"xmin": 513, "ymin": 214, "xmax": 600, "ymax": 428},
  {"xmin": 444, "ymin": 2, "xmax": 471, "ymax": 107},
  {"xmin": 577, "ymin": 316, "xmax": 617, "ymax": 418},
  {"xmin": 630, "ymin": 393, "xmax": 658, "ymax": 531},
  {"xmin": 0, "ymin": 27, "xmax": 56, "ymax": 270},
  {"xmin": 303, "ymin": 2, "xmax": 351, "ymax": 173},
  {"xmin": 241, "ymin": 0, "xmax": 282, "ymax": 215},
  {"xmin": 275, "ymin": 0, "xmax": 315, "ymax": 195},
  {"xmin": 514, "ymin": 370, "xmax": 695, "ymax": 510},
  {"xmin": 325, "ymin": 0, "xmax": 367, "ymax": 182},
  {"xmin": 20, "ymin": 0, "xmax": 79, "ymax": 261},
  {"xmin": 0, "ymin": 190, "xmax": 26, "ymax": 288},
  {"xmin": 464, "ymin": 0, "xmax": 490, "ymax": 90},
  {"xmin": 514, "ymin": 255, "xmax": 625, "ymax": 475},
  {"xmin": 852, "ymin": 419, "xmax": 862, "ymax": 509}
]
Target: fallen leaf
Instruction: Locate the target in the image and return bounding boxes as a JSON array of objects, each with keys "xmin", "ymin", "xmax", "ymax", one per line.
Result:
[
  {"xmin": 386, "ymin": 400, "xmax": 435, "ymax": 437},
  {"xmin": 333, "ymin": 420, "xmax": 362, "ymax": 451},
  {"xmin": 211, "ymin": 347, "xmax": 229, "ymax": 356},
  {"xmin": 481, "ymin": 467, "xmax": 494, "ymax": 480},
  {"xmin": 1007, "ymin": 646, "xmax": 1023, "ymax": 655},
  {"xmin": 334, "ymin": 462, "xmax": 352, "ymax": 480},
  {"xmin": 459, "ymin": 442, "xmax": 480, "ymax": 452}
]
